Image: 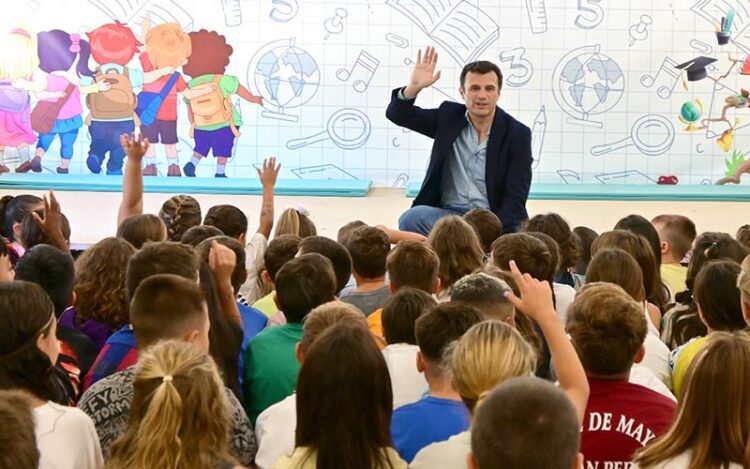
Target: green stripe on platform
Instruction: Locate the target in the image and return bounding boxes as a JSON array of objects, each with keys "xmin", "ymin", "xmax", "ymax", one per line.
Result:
[
  {"xmin": 405, "ymin": 181, "xmax": 750, "ymax": 201},
  {"xmin": 0, "ymin": 174, "xmax": 372, "ymax": 197}
]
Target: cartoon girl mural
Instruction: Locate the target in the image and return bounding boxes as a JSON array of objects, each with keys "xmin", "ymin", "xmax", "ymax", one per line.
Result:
[
  {"xmin": 22, "ymin": 30, "xmax": 107, "ymax": 174},
  {"xmin": 0, "ymin": 27, "xmax": 45, "ymax": 174}
]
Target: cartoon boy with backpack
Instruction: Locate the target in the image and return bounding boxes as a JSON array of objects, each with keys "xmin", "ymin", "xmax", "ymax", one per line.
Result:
[
  {"xmin": 82, "ymin": 21, "xmax": 174, "ymax": 175},
  {"xmin": 138, "ymin": 20, "xmax": 209, "ymax": 177},
  {"xmin": 181, "ymin": 29, "xmax": 263, "ymax": 178}
]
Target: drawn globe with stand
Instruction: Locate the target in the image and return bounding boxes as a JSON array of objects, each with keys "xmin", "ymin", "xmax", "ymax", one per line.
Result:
[
  {"xmin": 552, "ymin": 44, "xmax": 625, "ymax": 128},
  {"xmin": 248, "ymin": 38, "xmax": 320, "ymax": 122}
]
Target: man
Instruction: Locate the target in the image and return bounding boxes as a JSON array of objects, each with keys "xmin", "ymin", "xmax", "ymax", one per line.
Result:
[{"xmin": 386, "ymin": 47, "xmax": 532, "ymax": 234}]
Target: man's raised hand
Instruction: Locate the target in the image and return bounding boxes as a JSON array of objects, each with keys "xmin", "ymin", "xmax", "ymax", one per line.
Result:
[{"xmin": 404, "ymin": 46, "xmax": 442, "ymax": 98}]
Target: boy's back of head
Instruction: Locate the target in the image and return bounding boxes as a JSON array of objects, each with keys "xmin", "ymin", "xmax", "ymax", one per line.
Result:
[
  {"xmin": 337, "ymin": 220, "xmax": 367, "ymax": 246},
  {"xmin": 274, "ymin": 253, "xmax": 337, "ymax": 323},
  {"xmin": 566, "ymin": 282, "xmax": 647, "ymax": 376},
  {"xmin": 130, "ymin": 274, "xmax": 208, "ymax": 349},
  {"xmin": 451, "ymin": 272, "xmax": 515, "ymax": 323},
  {"xmin": 180, "ymin": 225, "xmax": 223, "ymax": 247},
  {"xmin": 491, "ymin": 233, "xmax": 555, "ymax": 282},
  {"xmin": 300, "ymin": 301, "xmax": 369, "ymax": 354},
  {"xmin": 573, "ymin": 226, "xmax": 599, "ymax": 275},
  {"xmin": 203, "ymin": 205, "xmax": 248, "ymax": 240},
  {"xmin": 415, "ymin": 302, "xmax": 484, "ymax": 368},
  {"xmin": 195, "ymin": 236, "xmax": 247, "ymax": 294},
  {"xmin": 651, "ymin": 214, "xmax": 697, "ymax": 262},
  {"xmin": 463, "ymin": 208, "xmax": 503, "ymax": 254},
  {"xmin": 264, "ymin": 234, "xmax": 303, "ymax": 283},
  {"xmin": 14, "ymin": 244, "xmax": 74, "ymax": 317},
  {"xmin": 125, "ymin": 241, "xmax": 200, "ymax": 299},
  {"xmin": 298, "ymin": 236, "xmax": 352, "ymax": 295},
  {"xmin": 346, "ymin": 226, "xmax": 390, "ymax": 280},
  {"xmin": 470, "ymin": 377, "xmax": 581, "ymax": 469},
  {"xmin": 386, "ymin": 240, "xmax": 440, "ymax": 293},
  {"xmin": 382, "ymin": 288, "xmax": 436, "ymax": 345}
]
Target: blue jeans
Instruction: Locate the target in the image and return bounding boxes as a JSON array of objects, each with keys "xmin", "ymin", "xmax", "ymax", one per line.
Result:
[
  {"xmin": 398, "ymin": 205, "xmax": 469, "ymax": 235},
  {"xmin": 88, "ymin": 120, "xmax": 135, "ymax": 173}
]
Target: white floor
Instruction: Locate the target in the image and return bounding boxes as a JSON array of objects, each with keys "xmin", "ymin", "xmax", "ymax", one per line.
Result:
[{"xmin": 1, "ymin": 187, "xmax": 747, "ymax": 244}]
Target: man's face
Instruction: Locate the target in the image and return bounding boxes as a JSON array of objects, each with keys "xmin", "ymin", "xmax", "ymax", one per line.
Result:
[{"xmin": 460, "ymin": 71, "xmax": 500, "ymax": 119}]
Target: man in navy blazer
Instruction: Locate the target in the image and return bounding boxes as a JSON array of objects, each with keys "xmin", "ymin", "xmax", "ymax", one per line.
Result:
[{"xmin": 386, "ymin": 47, "xmax": 532, "ymax": 234}]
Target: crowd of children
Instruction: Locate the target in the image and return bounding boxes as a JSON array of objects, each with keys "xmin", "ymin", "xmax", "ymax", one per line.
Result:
[{"xmin": 1, "ymin": 133, "xmax": 750, "ymax": 468}]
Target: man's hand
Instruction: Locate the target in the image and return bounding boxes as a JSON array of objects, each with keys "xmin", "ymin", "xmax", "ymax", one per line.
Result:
[
  {"xmin": 257, "ymin": 157, "xmax": 281, "ymax": 188},
  {"xmin": 505, "ymin": 260, "xmax": 557, "ymax": 323},
  {"xmin": 404, "ymin": 46, "xmax": 442, "ymax": 98},
  {"xmin": 209, "ymin": 240, "xmax": 237, "ymax": 286},
  {"xmin": 120, "ymin": 133, "xmax": 150, "ymax": 163}
]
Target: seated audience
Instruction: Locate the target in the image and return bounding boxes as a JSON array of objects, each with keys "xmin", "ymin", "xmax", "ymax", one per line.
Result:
[
  {"xmin": 115, "ymin": 214, "xmax": 166, "ymax": 249},
  {"xmin": 391, "ymin": 302, "xmax": 484, "ymax": 462},
  {"xmin": 651, "ymin": 214, "xmax": 697, "ymax": 300},
  {"xmin": 253, "ymin": 234, "xmax": 303, "ymax": 319},
  {"xmin": 427, "ymin": 215, "xmax": 484, "ymax": 301},
  {"xmin": 107, "ymin": 340, "xmax": 245, "ymax": 469},
  {"xmin": 462, "ymin": 208, "xmax": 502, "ymax": 256},
  {"xmin": 0, "ymin": 281, "xmax": 103, "ymax": 469},
  {"xmin": 340, "ymin": 226, "xmax": 391, "ymax": 315}
]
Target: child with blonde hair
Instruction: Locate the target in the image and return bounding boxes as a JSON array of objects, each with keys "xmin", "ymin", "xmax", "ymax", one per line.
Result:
[
  {"xmin": 107, "ymin": 340, "xmax": 243, "ymax": 469},
  {"xmin": 410, "ymin": 261, "xmax": 589, "ymax": 468}
]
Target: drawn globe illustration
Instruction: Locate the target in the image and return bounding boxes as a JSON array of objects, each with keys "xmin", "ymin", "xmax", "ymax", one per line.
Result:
[
  {"xmin": 552, "ymin": 44, "xmax": 625, "ymax": 127},
  {"xmin": 248, "ymin": 38, "xmax": 320, "ymax": 122}
]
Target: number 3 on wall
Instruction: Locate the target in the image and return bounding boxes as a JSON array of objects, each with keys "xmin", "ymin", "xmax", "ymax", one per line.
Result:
[{"xmin": 575, "ymin": 0, "xmax": 604, "ymax": 29}]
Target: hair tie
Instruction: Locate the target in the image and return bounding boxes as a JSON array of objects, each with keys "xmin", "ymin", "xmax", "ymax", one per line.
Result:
[
  {"xmin": 69, "ymin": 33, "xmax": 81, "ymax": 53},
  {"xmin": 162, "ymin": 375, "xmax": 173, "ymax": 383},
  {"xmin": 287, "ymin": 205, "xmax": 310, "ymax": 217}
]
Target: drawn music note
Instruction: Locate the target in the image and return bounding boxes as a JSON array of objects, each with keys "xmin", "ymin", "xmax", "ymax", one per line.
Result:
[
  {"xmin": 336, "ymin": 50, "xmax": 380, "ymax": 93},
  {"xmin": 640, "ymin": 57, "xmax": 681, "ymax": 99}
]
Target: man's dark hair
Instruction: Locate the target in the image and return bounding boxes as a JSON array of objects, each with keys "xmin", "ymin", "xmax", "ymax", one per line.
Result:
[
  {"xmin": 460, "ymin": 61, "xmax": 503, "ymax": 90},
  {"xmin": 14, "ymin": 245, "xmax": 74, "ymax": 317},
  {"xmin": 275, "ymin": 253, "xmax": 337, "ymax": 323},
  {"xmin": 299, "ymin": 236, "xmax": 353, "ymax": 295}
]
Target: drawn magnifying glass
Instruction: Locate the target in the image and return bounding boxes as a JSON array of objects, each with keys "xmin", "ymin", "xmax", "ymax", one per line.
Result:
[
  {"xmin": 287, "ymin": 108, "xmax": 371, "ymax": 150},
  {"xmin": 590, "ymin": 115, "xmax": 675, "ymax": 157}
]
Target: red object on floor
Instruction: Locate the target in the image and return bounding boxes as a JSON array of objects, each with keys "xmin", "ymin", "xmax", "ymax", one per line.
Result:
[{"xmin": 657, "ymin": 175, "xmax": 679, "ymax": 185}]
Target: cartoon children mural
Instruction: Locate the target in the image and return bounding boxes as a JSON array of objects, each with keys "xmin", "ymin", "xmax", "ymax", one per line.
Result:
[
  {"xmin": 0, "ymin": 27, "xmax": 47, "ymax": 174},
  {"xmin": 26, "ymin": 29, "xmax": 107, "ymax": 174},
  {"xmin": 83, "ymin": 21, "xmax": 174, "ymax": 175},
  {"xmin": 181, "ymin": 29, "xmax": 263, "ymax": 178},
  {"xmin": 138, "ymin": 20, "xmax": 199, "ymax": 177}
]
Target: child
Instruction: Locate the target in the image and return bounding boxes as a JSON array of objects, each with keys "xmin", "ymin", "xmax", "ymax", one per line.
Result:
[
  {"xmin": 181, "ymin": 224, "xmax": 223, "ymax": 246},
  {"xmin": 525, "ymin": 213, "xmax": 579, "ymax": 288},
  {"xmin": 242, "ymin": 253, "xmax": 337, "ymax": 423},
  {"xmin": 633, "ymin": 332, "xmax": 750, "ymax": 469},
  {"xmin": 462, "ymin": 208, "xmax": 502, "ymax": 255},
  {"xmin": 0, "ymin": 281, "xmax": 103, "ymax": 469},
  {"xmin": 77, "ymin": 274, "xmax": 255, "ymax": 465},
  {"xmin": 528, "ymin": 231, "xmax": 578, "ymax": 321},
  {"xmin": 0, "ymin": 27, "xmax": 45, "ymax": 173},
  {"xmin": 651, "ymin": 215, "xmax": 697, "ymax": 299},
  {"xmin": 0, "ymin": 240, "xmax": 14, "ymax": 281},
  {"xmin": 743, "ymin": 254, "xmax": 750, "ymax": 322},
  {"xmin": 568, "ymin": 283, "xmax": 676, "ymax": 466},
  {"xmin": 18, "ymin": 209, "xmax": 71, "ymax": 251},
  {"xmin": 381, "ymin": 288, "xmax": 435, "ymax": 408},
  {"xmin": 427, "ymin": 216, "xmax": 484, "ymax": 301},
  {"xmin": 411, "ymin": 261, "xmax": 589, "ymax": 468},
  {"xmin": 298, "ymin": 236, "xmax": 353, "ymax": 296},
  {"xmin": 669, "ymin": 260, "xmax": 745, "ymax": 398},
  {"xmin": 181, "ymin": 29, "xmax": 263, "ymax": 178},
  {"xmin": 586, "ymin": 248, "xmax": 672, "ymax": 390},
  {"xmin": 276, "ymin": 323, "xmax": 407, "ymax": 469},
  {"xmin": 661, "ymin": 233, "xmax": 749, "ymax": 349},
  {"xmin": 253, "ymin": 234, "xmax": 302, "ymax": 317},
  {"xmin": 116, "ymin": 214, "xmax": 167, "ymax": 249},
  {"xmin": 0, "ymin": 391, "xmax": 39, "ymax": 468},
  {"xmin": 340, "ymin": 226, "xmax": 391, "ymax": 315},
  {"xmin": 107, "ymin": 341, "xmax": 242, "ymax": 468},
  {"xmin": 274, "ymin": 207, "xmax": 317, "ymax": 238},
  {"xmin": 0, "ymin": 194, "xmax": 42, "ymax": 260},
  {"xmin": 573, "ymin": 226, "xmax": 598, "ymax": 280},
  {"xmin": 738, "ymin": 224, "xmax": 750, "ymax": 250},
  {"xmin": 391, "ymin": 302, "xmax": 484, "ymax": 462},
  {"xmin": 450, "ymin": 272, "xmax": 515, "ymax": 324},
  {"xmin": 254, "ymin": 301, "xmax": 368, "ymax": 469},
  {"xmin": 83, "ymin": 21, "xmax": 173, "ymax": 175},
  {"xmin": 29, "ymin": 29, "xmax": 101, "ymax": 174},
  {"xmin": 367, "ymin": 240, "xmax": 440, "ymax": 342},
  {"xmin": 469, "ymin": 377, "xmax": 583, "ymax": 469},
  {"xmin": 159, "ymin": 194, "xmax": 202, "ymax": 242},
  {"xmin": 138, "ymin": 21, "xmax": 193, "ymax": 176}
]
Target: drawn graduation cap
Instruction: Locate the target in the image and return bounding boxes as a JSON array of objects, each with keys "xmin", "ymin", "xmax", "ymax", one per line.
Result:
[{"xmin": 674, "ymin": 56, "xmax": 717, "ymax": 82}]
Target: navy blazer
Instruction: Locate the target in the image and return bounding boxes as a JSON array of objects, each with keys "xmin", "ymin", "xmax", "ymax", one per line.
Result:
[{"xmin": 385, "ymin": 87, "xmax": 532, "ymax": 232}]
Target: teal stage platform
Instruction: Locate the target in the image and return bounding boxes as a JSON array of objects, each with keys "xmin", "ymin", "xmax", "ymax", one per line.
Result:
[
  {"xmin": 405, "ymin": 182, "xmax": 750, "ymax": 201},
  {"xmin": 0, "ymin": 174, "xmax": 372, "ymax": 197}
]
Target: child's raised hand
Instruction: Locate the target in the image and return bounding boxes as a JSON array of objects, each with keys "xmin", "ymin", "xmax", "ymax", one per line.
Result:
[
  {"xmin": 505, "ymin": 260, "xmax": 557, "ymax": 323},
  {"xmin": 257, "ymin": 157, "xmax": 281, "ymax": 188},
  {"xmin": 120, "ymin": 133, "xmax": 150, "ymax": 162},
  {"xmin": 32, "ymin": 191, "xmax": 66, "ymax": 250},
  {"xmin": 209, "ymin": 240, "xmax": 237, "ymax": 286}
]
